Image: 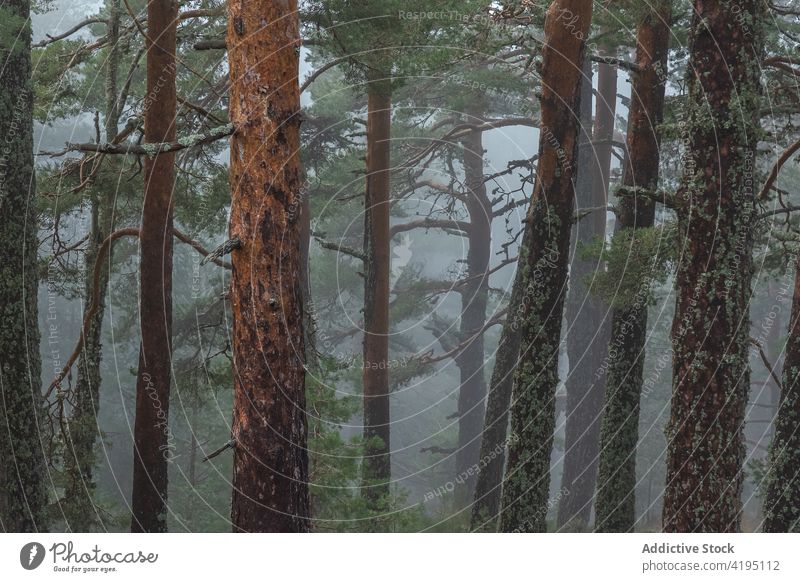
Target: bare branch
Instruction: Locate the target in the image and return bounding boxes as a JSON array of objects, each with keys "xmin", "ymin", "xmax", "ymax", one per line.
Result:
[{"xmin": 43, "ymin": 123, "xmax": 234, "ymax": 157}]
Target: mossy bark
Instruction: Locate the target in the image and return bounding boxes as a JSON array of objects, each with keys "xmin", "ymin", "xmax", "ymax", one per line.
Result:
[
  {"xmin": 470, "ymin": 227, "xmax": 530, "ymax": 531},
  {"xmin": 763, "ymin": 254, "xmax": 800, "ymax": 532},
  {"xmin": 662, "ymin": 0, "xmax": 763, "ymax": 533},
  {"xmin": 0, "ymin": 0, "xmax": 48, "ymax": 533},
  {"xmin": 594, "ymin": 1, "xmax": 671, "ymax": 533},
  {"xmin": 130, "ymin": 0, "xmax": 177, "ymax": 533},
  {"xmin": 228, "ymin": 0, "xmax": 310, "ymax": 532},
  {"xmin": 499, "ymin": 0, "xmax": 593, "ymax": 533}
]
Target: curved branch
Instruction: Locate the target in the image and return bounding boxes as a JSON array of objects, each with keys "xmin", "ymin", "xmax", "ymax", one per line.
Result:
[
  {"xmin": 47, "ymin": 227, "xmax": 140, "ymax": 396},
  {"xmin": 47, "ymin": 227, "xmax": 232, "ymax": 394},
  {"xmin": 33, "ymin": 16, "xmax": 107, "ymax": 48},
  {"xmin": 44, "ymin": 123, "xmax": 234, "ymax": 157},
  {"xmin": 300, "ymin": 56, "xmax": 350, "ymax": 94},
  {"xmin": 757, "ymin": 137, "xmax": 800, "ymax": 201},
  {"xmin": 390, "ymin": 218, "xmax": 472, "ymax": 238}
]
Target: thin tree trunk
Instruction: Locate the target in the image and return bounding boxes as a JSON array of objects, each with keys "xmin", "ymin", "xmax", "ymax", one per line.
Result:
[
  {"xmin": 130, "ymin": 0, "xmax": 178, "ymax": 533},
  {"xmin": 594, "ymin": 1, "xmax": 671, "ymax": 533},
  {"xmin": 499, "ymin": 0, "xmax": 593, "ymax": 533},
  {"xmin": 662, "ymin": 0, "xmax": 763, "ymax": 532},
  {"xmin": 228, "ymin": 0, "xmax": 310, "ymax": 532},
  {"xmin": 65, "ymin": 0, "xmax": 121, "ymax": 532},
  {"xmin": 763, "ymin": 255, "xmax": 800, "ymax": 532},
  {"xmin": 454, "ymin": 117, "xmax": 490, "ymax": 509},
  {"xmin": 470, "ymin": 227, "xmax": 530, "ymax": 531},
  {"xmin": 362, "ymin": 80, "xmax": 392, "ymax": 506},
  {"xmin": 0, "ymin": 0, "xmax": 48, "ymax": 533},
  {"xmin": 558, "ymin": 55, "xmax": 611, "ymax": 530}
]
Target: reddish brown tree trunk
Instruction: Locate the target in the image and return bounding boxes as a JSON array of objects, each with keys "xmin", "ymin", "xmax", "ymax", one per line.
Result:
[
  {"xmin": 361, "ymin": 81, "xmax": 392, "ymax": 505},
  {"xmin": 130, "ymin": 0, "xmax": 177, "ymax": 533},
  {"xmin": 662, "ymin": 0, "xmax": 762, "ymax": 532},
  {"xmin": 594, "ymin": 1, "xmax": 671, "ymax": 532},
  {"xmin": 500, "ymin": 0, "xmax": 593, "ymax": 532},
  {"xmin": 227, "ymin": 0, "xmax": 310, "ymax": 532}
]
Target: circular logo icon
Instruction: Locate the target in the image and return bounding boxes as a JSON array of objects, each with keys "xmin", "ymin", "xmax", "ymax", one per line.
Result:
[{"xmin": 20, "ymin": 542, "xmax": 46, "ymax": 570}]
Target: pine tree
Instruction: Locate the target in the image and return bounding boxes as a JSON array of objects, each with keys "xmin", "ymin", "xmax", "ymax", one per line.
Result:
[
  {"xmin": 130, "ymin": 0, "xmax": 178, "ymax": 533},
  {"xmin": 499, "ymin": 0, "xmax": 594, "ymax": 532},
  {"xmin": 228, "ymin": 0, "xmax": 311, "ymax": 532},
  {"xmin": 662, "ymin": 0, "xmax": 763, "ymax": 533},
  {"xmin": 594, "ymin": 0, "xmax": 672, "ymax": 533}
]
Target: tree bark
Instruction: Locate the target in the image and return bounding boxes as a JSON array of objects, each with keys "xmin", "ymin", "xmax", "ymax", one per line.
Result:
[
  {"xmin": 662, "ymin": 0, "xmax": 763, "ymax": 533},
  {"xmin": 0, "ymin": 0, "xmax": 48, "ymax": 533},
  {"xmin": 228, "ymin": 0, "xmax": 310, "ymax": 532},
  {"xmin": 499, "ymin": 0, "xmax": 593, "ymax": 533},
  {"xmin": 763, "ymin": 254, "xmax": 800, "ymax": 532},
  {"xmin": 454, "ymin": 115, "xmax": 490, "ymax": 509},
  {"xmin": 361, "ymin": 80, "xmax": 392, "ymax": 506},
  {"xmin": 594, "ymin": 1, "xmax": 671, "ymax": 532},
  {"xmin": 557, "ymin": 55, "xmax": 612, "ymax": 530},
  {"xmin": 470, "ymin": 228, "xmax": 530, "ymax": 531},
  {"xmin": 130, "ymin": 0, "xmax": 178, "ymax": 533},
  {"xmin": 65, "ymin": 0, "xmax": 121, "ymax": 532}
]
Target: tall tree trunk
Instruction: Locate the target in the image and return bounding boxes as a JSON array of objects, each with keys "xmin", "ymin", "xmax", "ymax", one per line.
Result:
[
  {"xmin": 228, "ymin": 0, "xmax": 310, "ymax": 532},
  {"xmin": 470, "ymin": 227, "xmax": 530, "ymax": 531},
  {"xmin": 0, "ymin": 0, "xmax": 48, "ymax": 533},
  {"xmin": 362, "ymin": 80, "xmax": 392, "ymax": 506},
  {"xmin": 662, "ymin": 0, "xmax": 762, "ymax": 533},
  {"xmin": 763, "ymin": 255, "xmax": 800, "ymax": 532},
  {"xmin": 557, "ymin": 55, "xmax": 612, "ymax": 530},
  {"xmin": 594, "ymin": 1, "xmax": 671, "ymax": 532},
  {"xmin": 65, "ymin": 0, "xmax": 121, "ymax": 532},
  {"xmin": 499, "ymin": 0, "xmax": 593, "ymax": 533},
  {"xmin": 130, "ymin": 0, "xmax": 178, "ymax": 533},
  {"xmin": 454, "ymin": 119, "xmax": 491, "ymax": 509}
]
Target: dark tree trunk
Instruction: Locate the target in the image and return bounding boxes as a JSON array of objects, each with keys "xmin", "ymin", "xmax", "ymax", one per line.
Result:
[
  {"xmin": 228, "ymin": 0, "xmax": 310, "ymax": 533},
  {"xmin": 362, "ymin": 81, "xmax": 392, "ymax": 506},
  {"xmin": 454, "ymin": 119, "xmax": 491, "ymax": 509},
  {"xmin": 499, "ymin": 0, "xmax": 593, "ymax": 533},
  {"xmin": 470, "ymin": 227, "xmax": 530, "ymax": 531},
  {"xmin": 0, "ymin": 0, "xmax": 48, "ymax": 533},
  {"xmin": 130, "ymin": 0, "xmax": 178, "ymax": 533},
  {"xmin": 662, "ymin": 0, "xmax": 763, "ymax": 533},
  {"xmin": 65, "ymin": 0, "xmax": 121, "ymax": 532},
  {"xmin": 557, "ymin": 55, "xmax": 612, "ymax": 530},
  {"xmin": 763, "ymin": 255, "xmax": 800, "ymax": 532},
  {"xmin": 594, "ymin": 1, "xmax": 671, "ymax": 533}
]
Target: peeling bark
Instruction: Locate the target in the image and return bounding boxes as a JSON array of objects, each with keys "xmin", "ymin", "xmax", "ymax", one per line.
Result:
[{"xmin": 228, "ymin": 0, "xmax": 310, "ymax": 532}]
